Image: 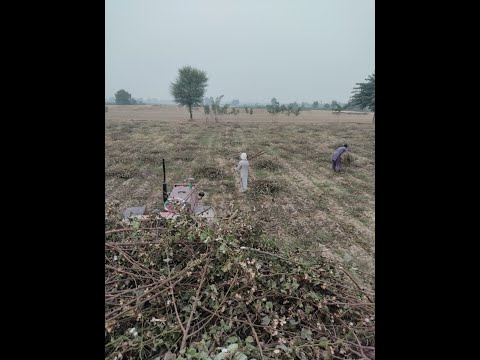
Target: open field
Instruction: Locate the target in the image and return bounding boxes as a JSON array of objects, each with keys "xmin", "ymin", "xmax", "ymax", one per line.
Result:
[
  {"xmin": 105, "ymin": 105, "xmax": 374, "ymax": 124},
  {"xmin": 105, "ymin": 105, "xmax": 375, "ymax": 289}
]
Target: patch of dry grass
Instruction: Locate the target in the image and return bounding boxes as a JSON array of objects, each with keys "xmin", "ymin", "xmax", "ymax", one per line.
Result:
[{"xmin": 105, "ymin": 108, "xmax": 375, "ymax": 287}]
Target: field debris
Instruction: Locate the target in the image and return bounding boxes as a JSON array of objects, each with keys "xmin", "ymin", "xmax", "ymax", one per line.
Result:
[
  {"xmin": 194, "ymin": 166, "xmax": 226, "ymax": 180},
  {"xmin": 105, "ymin": 205, "xmax": 375, "ymax": 360},
  {"xmin": 341, "ymin": 153, "xmax": 355, "ymax": 166},
  {"xmin": 249, "ymin": 179, "xmax": 283, "ymax": 197},
  {"xmin": 255, "ymin": 157, "xmax": 282, "ymax": 172}
]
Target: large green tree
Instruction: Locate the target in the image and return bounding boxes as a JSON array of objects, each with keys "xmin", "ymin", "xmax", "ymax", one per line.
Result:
[
  {"xmin": 170, "ymin": 66, "xmax": 208, "ymax": 120},
  {"xmin": 115, "ymin": 89, "xmax": 133, "ymax": 105},
  {"xmin": 349, "ymin": 72, "xmax": 375, "ymax": 122}
]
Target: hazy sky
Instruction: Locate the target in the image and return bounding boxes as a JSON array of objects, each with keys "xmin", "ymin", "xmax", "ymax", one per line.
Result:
[{"xmin": 105, "ymin": 0, "xmax": 374, "ymax": 104}]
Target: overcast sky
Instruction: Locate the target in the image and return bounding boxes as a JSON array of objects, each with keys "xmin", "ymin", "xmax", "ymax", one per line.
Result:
[{"xmin": 105, "ymin": 0, "xmax": 374, "ymax": 104}]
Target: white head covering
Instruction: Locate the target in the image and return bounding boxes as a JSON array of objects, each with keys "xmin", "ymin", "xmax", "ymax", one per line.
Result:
[{"xmin": 240, "ymin": 153, "xmax": 247, "ymax": 160}]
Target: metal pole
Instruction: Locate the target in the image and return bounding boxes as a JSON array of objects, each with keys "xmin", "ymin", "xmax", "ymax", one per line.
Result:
[
  {"xmin": 162, "ymin": 159, "xmax": 168, "ymax": 203},
  {"xmin": 163, "ymin": 158, "xmax": 166, "ymax": 183}
]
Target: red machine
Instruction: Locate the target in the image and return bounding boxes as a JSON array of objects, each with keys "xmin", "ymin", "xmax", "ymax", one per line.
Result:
[{"xmin": 122, "ymin": 159, "xmax": 215, "ymax": 223}]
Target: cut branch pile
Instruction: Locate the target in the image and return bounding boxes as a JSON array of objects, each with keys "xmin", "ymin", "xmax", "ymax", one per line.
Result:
[
  {"xmin": 105, "ymin": 205, "xmax": 375, "ymax": 360},
  {"xmin": 341, "ymin": 153, "xmax": 355, "ymax": 166}
]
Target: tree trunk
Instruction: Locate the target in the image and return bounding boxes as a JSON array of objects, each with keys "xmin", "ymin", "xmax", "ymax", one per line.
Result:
[
  {"xmin": 373, "ymin": 111, "xmax": 375, "ymax": 123},
  {"xmin": 189, "ymin": 105, "xmax": 193, "ymax": 120}
]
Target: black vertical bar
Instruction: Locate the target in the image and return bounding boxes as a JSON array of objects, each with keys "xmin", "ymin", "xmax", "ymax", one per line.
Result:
[
  {"xmin": 162, "ymin": 158, "xmax": 166, "ymax": 183},
  {"xmin": 162, "ymin": 159, "xmax": 168, "ymax": 203}
]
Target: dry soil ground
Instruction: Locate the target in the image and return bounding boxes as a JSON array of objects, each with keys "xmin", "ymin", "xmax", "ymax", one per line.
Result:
[{"xmin": 105, "ymin": 105, "xmax": 375, "ymax": 290}]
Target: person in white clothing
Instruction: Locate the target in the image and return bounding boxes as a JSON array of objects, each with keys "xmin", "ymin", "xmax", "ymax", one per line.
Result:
[{"xmin": 236, "ymin": 153, "xmax": 249, "ymax": 192}]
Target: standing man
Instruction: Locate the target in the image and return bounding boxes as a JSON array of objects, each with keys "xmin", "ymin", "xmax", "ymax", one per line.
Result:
[
  {"xmin": 332, "ymin": 144, "xmax": 349, "ymax": 172},
  {"xmin": 236, "ymin": 153, "xmax": 249, "ymax": 192}
]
